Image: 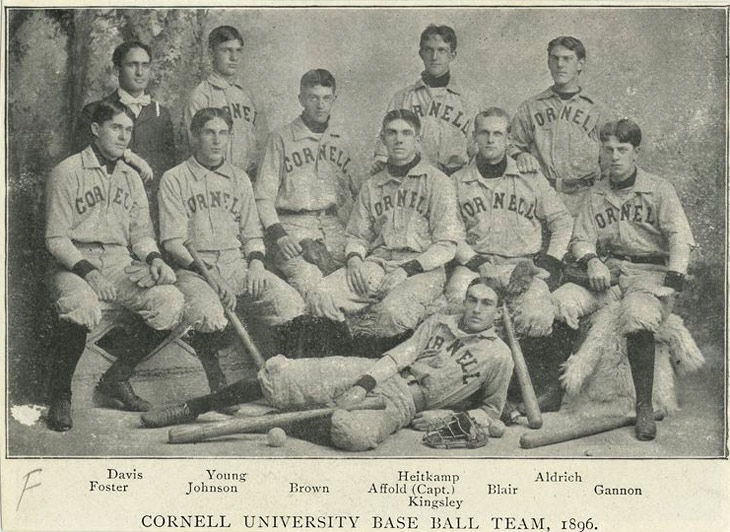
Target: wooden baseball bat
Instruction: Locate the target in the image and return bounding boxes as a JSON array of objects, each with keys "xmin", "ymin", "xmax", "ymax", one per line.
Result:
[
  {"xmin": 519, "ymin": 412, "xmax": 664, "ymax": 449},
  {"xmin": 168, "ymin": 397, "xmax": 386, "ymax": 444},
  {"xmin": 502, "ymin": 301, "xmax": 543, "ymax": 429},
  {"xmin": 184, "ymin": 240, "xmax": 266, "ymax": 370}
]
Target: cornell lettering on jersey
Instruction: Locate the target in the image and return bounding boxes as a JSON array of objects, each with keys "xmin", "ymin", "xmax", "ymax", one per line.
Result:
[
  {"xmin": 460, "ymin": 192, "xmax": 537, "ymax": 221},
  {"xmin": 184, "ymin": 189, "xmax": 241, "ymax": 218},
  {"xmin": 373, "ymin": 181, "xmax": 429, "ymax": 217},
  {"xmin": 532, "ymin": 105, "xmax": 598, "ymax": 136},
  {"xmin": 223, "ymin": 102, "xmax": 256, "ymax": 123},
  {"xmin": 283, "ymin": 143, "xmax": 351, "ymax": 174},
  {"xmin": 75, "ymin": 185, "xmax": 138, "ymax": 214},
  {"xmin": 594, "ymin": 201, "xmax": 657, "ymax": 229},
  {"xmin": 410, "ymin": 101, "xmax": 471, "ymax": 135}
]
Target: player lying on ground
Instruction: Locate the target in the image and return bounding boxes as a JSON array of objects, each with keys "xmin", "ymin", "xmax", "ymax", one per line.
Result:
[
  {"xmin": 142, "ymin": 278, "xmax": 512, "ymax": 451},
  {"xmin": 551, "ymin": 118, "xmax": 695, "ymax": 441}
]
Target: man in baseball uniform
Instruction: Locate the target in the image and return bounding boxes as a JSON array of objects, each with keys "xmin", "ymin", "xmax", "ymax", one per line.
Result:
[
  {"xmin": 308, "ymin": 109, "xmax": 464, "ymax": 341},
  {"xmin": 73, "ymin": 41, "xmax": 177, "ymax": 226},
  {"xmin": 511, "ymin": 36, "xmax": 614, "ymax": 216},
  {"xmin": 158, "ymin": 107, "xmax": 305, "ymax": 399},
  {"xmin": 45, "ymin": 100, "xmax": 184, "ymax": 431},
  {"xmin": 372, "ymin": 25, "xmax": 475, "ymax": 177},
  {"xmin": 183, "ymin": 26, "xmax": 265, "ymax": 177},
  {"xmin": 254, "ymin": 69, "xmax": 357, "ymax": 299},
  {"xmin": 142, "ymin": 278, "xmax": 512, "ymax": 452},
  {"xmin": 552, "ymin": 119, "xmax": 695, "ymax": 440}
]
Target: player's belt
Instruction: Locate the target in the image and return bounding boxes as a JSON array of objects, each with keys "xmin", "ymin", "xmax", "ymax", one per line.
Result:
[
  {"xmin": 552, "ymin": 175, "xmax": 596, "ymax": 193},
  {"xmin": 609, "ymin": 254, "xmax": 667, "ymax": 265},
  {"xmin": 277, "ymin": 206, "xmax": 337, "ymax": 216}
]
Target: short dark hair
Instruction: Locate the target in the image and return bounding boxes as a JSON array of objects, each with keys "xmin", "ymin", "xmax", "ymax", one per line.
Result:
[
  {"xmin": 466, "ymin": 277, "xmax": 502, "ymax": 305},
  {"xmin": 209, "ymin": 26, "xmax": 244, "ymax": 50},
  {"xmin": 547, "ymin": 36, "xmax": 586, "ymax": 61},
  {"xmin": 600, "ymin": 119, "xmax": 642, "ymax": 148},
  {"xmin": 112, "ymin": 41, "xmax": 152, "ymax": 68},
  {"xmin": 420, "ymin": 24, "xmax": 457, "ymax": 52},
  {"xmin": 91, "ymin": 100, "xmax": 134, "ymax": 126},
  {"xmin": 190, "ymin": 107, "xmax": 233, "ymax": 136},
  {"xmin": 382, "ymin": 109, "xmax": 421, "ymax": 135},
  {"xmin": 475, "ymin": 107, "xmax": 511, "ymax": 133},
  {"xmin": 300, "ymin": 69, "xmax": 336, "ymax": 93}
]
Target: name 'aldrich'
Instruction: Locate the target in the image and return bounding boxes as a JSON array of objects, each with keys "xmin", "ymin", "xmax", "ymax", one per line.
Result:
[{"xmin": 398, "ymin": 470, "xmax": 459, "ymax": 483}]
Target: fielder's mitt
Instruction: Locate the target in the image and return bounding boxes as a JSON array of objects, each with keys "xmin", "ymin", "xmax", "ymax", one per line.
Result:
[
  {"xmin": 300, "ymin": 238, "xmax": 342, "ymax": 276},
  {"xmin": 421, "ymin": 412, "xmax": 488, "ymax": 449},
  {"xmin": 562, "ymin": 262, "xmax": 620, "ymax": 289}
]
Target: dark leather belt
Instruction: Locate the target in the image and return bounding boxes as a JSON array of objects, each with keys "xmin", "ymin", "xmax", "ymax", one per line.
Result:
[
  {"xmin": 551, "ymin": 175, "xmax": 596, "ymax": 193},
  {"xmin": 610, "ymin": 254, "xmax": 667, "ymax": 265},
  {"xmin": 278, "ymin": 206, "xmax": 337, "ymax": 216}
]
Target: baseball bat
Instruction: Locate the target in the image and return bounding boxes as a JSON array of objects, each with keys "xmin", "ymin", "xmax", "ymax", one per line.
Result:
[
  {"xmin": 184, "ymin": 240, "xmax": 266, "ymax": 370},
  {"xmin": 519, "ymin": 412, "xmax": 664, "ymax": 449},
  {"xmin": 168, "ymin": 396, "xmax": 386, "ymax": 444},
  {"xmin": 502, "ymin": 301, "xmax": 543, "ymax": 429}
]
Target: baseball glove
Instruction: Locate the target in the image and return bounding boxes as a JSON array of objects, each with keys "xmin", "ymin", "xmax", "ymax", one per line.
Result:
[
  {"xmin": 300, "ymin": 238, "xmax": 342, "ymax": 276},
  {"xmin": 124, "ymin": 261, "xmax": 155, "ymax": 288},
  {"xmin": 421, "ymin": 412, "xmax": 488, "ymax": 449},
  {"xmin": 562, "ymin": 262, "xmax": 620, "ymax": 289}
]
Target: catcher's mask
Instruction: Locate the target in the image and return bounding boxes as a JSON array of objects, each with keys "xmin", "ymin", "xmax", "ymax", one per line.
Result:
[{"xmin": 422, "ymin": 412, "xmax": 488, "ymax": 449}]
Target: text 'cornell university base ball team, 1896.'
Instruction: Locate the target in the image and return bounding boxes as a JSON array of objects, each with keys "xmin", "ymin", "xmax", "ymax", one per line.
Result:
[{"xmin": 43, "ymin": 23, "xmax": 699, "ymax": 451}]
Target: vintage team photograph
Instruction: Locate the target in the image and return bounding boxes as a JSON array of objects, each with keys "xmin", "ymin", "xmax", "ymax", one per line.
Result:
[{"xmin": 5, "ymin": 6, "xmax": 727, "ymax": 457}]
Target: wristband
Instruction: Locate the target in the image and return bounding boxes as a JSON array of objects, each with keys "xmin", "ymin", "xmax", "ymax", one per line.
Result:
[
  {"xmin": 247, "ymin": 251, "xmax": 265, "ymax": 265},
  {"xmin": 664, "ymin": 271, "xmax": 685, "ymax": 292},
  {"xmin": 577, "ymin": 253, "xmax": 599, "ymax": 269},
  {"xmin": 72, "ymin": 259, "xmax": 97, "ymax": 279},
  {"xmin": 400, "ymin": 259, "xmax": 424, "ymax": 277},
  {"xmin": 145, "ymin": 251, "xmax": 163, "ymax": 265},
  {"xmin": 354, "ymin": 375, "xmax": 377, "ymax": 393},
  {"xmin": 464, "ymin": 255, "xmax": 490, "ymax": 272},
  {"xmin": 346, "ymin": 251, "xmax": 363, "ymax": 263},
  {"xmin": 265, "ymin": 223, "xmax": 287, "ymax": 242}
]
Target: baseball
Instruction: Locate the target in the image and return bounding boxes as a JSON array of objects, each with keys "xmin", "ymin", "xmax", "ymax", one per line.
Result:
[
  {"xmin": 267, "ymin": 427, "xmax": 287, "ymax": 447},
  {"xmin": 488, "ymin": 419, "xmax": 506, "ymax": 438}
]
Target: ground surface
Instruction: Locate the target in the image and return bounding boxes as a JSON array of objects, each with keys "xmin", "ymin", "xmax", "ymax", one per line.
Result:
[{"xmin": 7, "ymin": 340, "xmax": 727, "ymax": 458}]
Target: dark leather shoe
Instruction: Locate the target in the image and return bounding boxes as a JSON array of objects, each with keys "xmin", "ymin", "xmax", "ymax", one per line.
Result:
[
  {"xmin": 95, "ymin": 380, "xmax": 152, "ymax": 412},
  {"xmin": 635, "ymin": 403, "xmax": 657, "ymax": 441},
  {"xmin": 48, "ymin": 396, "xmax": 73, "ymax": 432},
  {"xmin": 141, "ymin": 403, "xmax": 198, "ymax": 428}
]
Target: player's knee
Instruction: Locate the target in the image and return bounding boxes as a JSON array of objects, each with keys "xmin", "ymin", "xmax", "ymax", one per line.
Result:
[
  {"xmin": 183, "ymin": 298, "xmax": 228, "ymax": 333},
  {"xmin": 374, "ymin": 295, "xmax": 424, "ymax": 337},
  {"xmin": 143, "ymin": 286, "xmax": 185, "ymax": 330},
  {"xmin": 264, "ymin": 278, "xmax": 306, "ymax": 324},
  {"xmin": 54, "ymin": 292, "xmax": 102, "ymax": 330},
  {"xmin": 620, "ymin": 295, "xmax": 663, "ymax": 334},
  {"xmin": 330, "ymin": 409, "xmax": 384, "ymax": 451}
]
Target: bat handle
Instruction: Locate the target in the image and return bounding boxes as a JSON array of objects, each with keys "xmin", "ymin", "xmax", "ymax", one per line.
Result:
[{"xmin": 183, "ymin": 240, "xmax": 266, "ymax": 370}]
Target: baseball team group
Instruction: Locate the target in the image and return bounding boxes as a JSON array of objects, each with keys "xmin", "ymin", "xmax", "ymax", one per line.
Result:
[{"xmin": 41, "ymin": 22, "xmax": 695, "ymax": 451}]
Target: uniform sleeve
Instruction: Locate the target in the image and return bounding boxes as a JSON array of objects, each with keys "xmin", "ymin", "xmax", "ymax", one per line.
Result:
[
  {"xmin": 509, "ymin": 102, "xmax": 534, "ymax": 157},
  {"xmin": 470, "ymin": 340, "xmax": 514, "ymax": 421},
  {"xmin": 72, "ymin": 103, "xmax": 95, "ymax": 156},
  {"xmin": 345, "ymin": 182, "xmax": 376, "ymax": 258},
  {"xmin": 657, "ymin": 183, "xmax": 695, "ymax": 273},
  {"xmin": 534, "ymin": 174, "xmax": 573, "ymax": 259},
  {"xmin": 45, "ymin": 163, "xmax": 85, "ymax": 269},
  {"xmin": 365, "ymin": 316, "xmax": 437, "ymax": 383},
  {"xmin": 157, "ymin": 170, "xmax": 189, "ymax": 244},
  {"xmin": 237, "ymin": 172, "xmax": 266, "ymax": 256},
  {"xmin": 253, "ymin": 132, "xmax": 285, "ymax": 228},
  {"xmin": 373, "ymin": 91, "xmax": 400, "ymax": 162},
  {"xmin": 128, "ymin": 173, "xmax": 159, "ymax": 260},
  {"xmin": 570, "ymin": 191, "xmax": 599, "ymax": 259},
  {"xmin": 415, "ymin": 174, "xmax": 463, "ymax": 270}
]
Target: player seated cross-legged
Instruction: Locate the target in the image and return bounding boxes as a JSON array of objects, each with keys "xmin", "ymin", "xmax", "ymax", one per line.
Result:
[
  {"xmin": 158, "ymin": 108, "xmax": 306, "ymax": 407},
  {"xmin": 45, "ymin": 100, "xmax": 184, "ymax": 431},
  {"xmin": 142, "ymin": 278, "xmax": 512, "ymax": 451},
  {"xmin": 445, "ymin": 107, "xmax": 575, "ymax": 416},
  {"xmin": 306, "ymin": 109, "xmax": 464, "ymax": 347}
]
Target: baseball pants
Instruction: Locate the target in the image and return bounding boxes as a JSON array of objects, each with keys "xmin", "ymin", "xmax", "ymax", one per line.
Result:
[
  {"xmin": 273, "ymin": 213, "xmax": 346, "ymax": 297},
  {"xmin": 49, "ymin": 244, "xmax": 184, "ymax": 331},
  {"xmin": 175, "ymin": 248, "xmax": 305, "ymax": 333}
]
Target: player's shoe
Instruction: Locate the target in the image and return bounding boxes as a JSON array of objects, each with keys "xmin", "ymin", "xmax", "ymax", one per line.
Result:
[
  {"xmin": 141, "ymin": 403, "xmax": 198, "ymax": 428},
  {"xmin": 47, "ymin": 395, "xmax": 73, "ymax": 432},
  {"xmin": 94, "ymin": 379, "xmax": 153, "ymax": 412}
]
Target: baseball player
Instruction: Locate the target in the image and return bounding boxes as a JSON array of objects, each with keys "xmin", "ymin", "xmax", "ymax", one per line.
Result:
[
  {"xmin": 45, "ymin": 100, "xmax": 184, "ymax": 431},
  {"xmin": 372, "ymin": 25, "xmax": 475, "ymax": 177},
  {"xmin": 142, "ymin": 278, "xmax": 512, "ymax": 451},
  {"xmin": 254, "ymin": 69, "xmax": 357, "ymax": 298},
  {"xmin": 158, "ymin": 107, "xmax": 305, "ymax": 398},
  {"xmin": 308, "ymin": 109, "xmax": 464, "ymax": 341},
  {"xmin": 183, "ymin": 26, "xmax": 266, "ymax": 177},
  {"xmin": 510, "ymin": 36, "xmax": 614, "ymax": 216},
  {"xmin": 552, "ymin": 118, "xmax": 695, "ymax": 440},
  {"xmin": 73, "ymin": 41, "xmax": 177, "ymax": 226}
]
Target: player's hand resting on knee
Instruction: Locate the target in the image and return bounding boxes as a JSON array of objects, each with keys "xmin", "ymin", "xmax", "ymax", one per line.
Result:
[
  {"xmin": 207, "ymin": 269, "xmax": 237, "ymax": 311},
  {"xmin": 346, "ymin": 255, "xmax": 371, "ymax": 297},
  {"xmin": 334, "ymin": 385, "xmax": 367, "ymax": 408},
  {"xmin": 411, "ymin": 410, "xmax": 455, "ymax": 431},
  {"xmin": 246, "ymin": 259, "xmax": 269, "ymax": 299},
  {"xmin": 150, "ymin": 258, "xmax": 177, "ymax": 285},
  {"xmin": 586, "ymin": 257, "xmax": 612, "ymax": 292},
  {"xmin": 85, "ymin": 270, "xmax": 117, "ymax": 301},
  {"xmin": 276, "ymin": 235, "xmax": 303, "ymax": 260}
]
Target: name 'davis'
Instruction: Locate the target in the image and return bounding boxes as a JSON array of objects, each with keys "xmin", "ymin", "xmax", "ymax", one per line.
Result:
[
  {"xmin": 185, "ymin": 470, "xmax": 247, "ymax": 495},
  {"xmin": 89, "ymin": 468, "xmax": 143, "ymax": 493}
]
